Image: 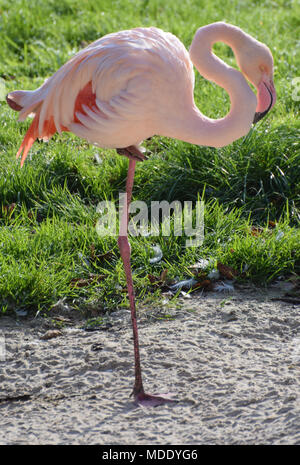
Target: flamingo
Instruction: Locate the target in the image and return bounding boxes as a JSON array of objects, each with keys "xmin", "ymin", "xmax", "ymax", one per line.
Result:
[{"xmin": 6, "ymin": 22, "xmax": 276, "ymax": 407}]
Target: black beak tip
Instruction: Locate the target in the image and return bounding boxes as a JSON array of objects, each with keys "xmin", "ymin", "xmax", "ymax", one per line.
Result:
[
  {"xmin": 253, "ymin": 82, "xmax": 274, "ymax": 125},
  {"xmin": 253, "ymin": 112, "xmax": 262, "ymax": 124}
]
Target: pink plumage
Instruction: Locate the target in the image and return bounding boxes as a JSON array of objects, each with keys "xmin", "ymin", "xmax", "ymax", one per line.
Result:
[
  {"xmin": 8, "ymin": 24, "xmax": 276, "ymax": 163},
  {"xmin": 9, "ymin": 27, "xmax": 194, "ymax": 164}
]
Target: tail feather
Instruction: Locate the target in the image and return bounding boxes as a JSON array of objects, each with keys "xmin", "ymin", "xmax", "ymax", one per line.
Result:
[
  {"xmin": 16, "ymin": 112, "xmax": 69, "ymax": 167},
  {"xmin": 9, "ymin": 72, "xmax": 95, "ymax": 166},
  {"xmin": 16, "ymin": 110, "xmax": 41, "ymax": 167},
  {"xmin": 7, "ymin": 87, "xmax": 70, "ymax": 166},
  {"xmin": 18, "ymin": 100, "xmax": 42, "ymax": 121},
  {"xmin": 7, "ymin": 89, "xmax": 43, "ymax": 166}
]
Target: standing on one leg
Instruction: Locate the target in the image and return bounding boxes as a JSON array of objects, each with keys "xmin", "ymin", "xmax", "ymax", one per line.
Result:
[{"xmin": 117, "ymin": 150, "xmax": 176, "ymax": 406}]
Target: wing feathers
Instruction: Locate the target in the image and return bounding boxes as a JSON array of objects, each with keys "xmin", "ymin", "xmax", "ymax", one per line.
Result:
[{"xmin": 13, "ymin": 27, "xmax": 186, "ymax": 163}]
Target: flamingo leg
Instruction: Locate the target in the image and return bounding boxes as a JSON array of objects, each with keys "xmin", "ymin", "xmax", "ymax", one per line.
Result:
[
  {"xmin": 117, "ymin": 154, "xmax": 176, "ymax": 407},
  {"xmin": 118, "ymin": 158, "xmax": 144, "ymax": 397}
]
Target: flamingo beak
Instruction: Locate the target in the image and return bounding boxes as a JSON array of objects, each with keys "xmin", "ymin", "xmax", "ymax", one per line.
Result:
[{"xmin": 253, "ymin": 77, "xmax": 276, "ymax": 124}]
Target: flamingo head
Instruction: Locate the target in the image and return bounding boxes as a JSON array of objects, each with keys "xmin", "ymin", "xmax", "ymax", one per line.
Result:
[{"xmin": 237, "ymin": 40, "xmax": 276, "ymax": 123}]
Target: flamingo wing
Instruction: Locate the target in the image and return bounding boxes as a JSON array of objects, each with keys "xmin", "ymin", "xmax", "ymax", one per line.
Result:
[{"xmin": 10, "ymin": 27, "xmax": 194, "ymax": 165}]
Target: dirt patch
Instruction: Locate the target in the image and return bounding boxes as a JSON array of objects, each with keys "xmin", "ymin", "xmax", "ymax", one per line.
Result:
[{"xmin": 0, "ymin": 283, "xmax": 299, "ymax": 444}]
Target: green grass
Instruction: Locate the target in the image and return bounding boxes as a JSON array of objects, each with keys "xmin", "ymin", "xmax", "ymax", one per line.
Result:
[{"xmin": 0, "ymin": 0, "xmax": 299, "ymax": 315}]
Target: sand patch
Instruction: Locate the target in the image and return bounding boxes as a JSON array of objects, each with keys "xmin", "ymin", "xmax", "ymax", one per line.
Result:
[{"xmin": 0, "ymin": 283, "xmax": 299, "ymax": 444}]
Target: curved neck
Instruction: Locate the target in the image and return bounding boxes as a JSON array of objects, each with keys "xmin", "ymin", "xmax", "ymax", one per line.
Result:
[{"xmin": 173, "ymin": 22, "xmax": 257, "ymax": 148}]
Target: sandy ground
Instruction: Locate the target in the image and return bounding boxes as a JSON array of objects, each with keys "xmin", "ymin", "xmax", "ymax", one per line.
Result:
[{"xmin": 0, "ymin": 283, "xmax": 299, "ymax": 445}]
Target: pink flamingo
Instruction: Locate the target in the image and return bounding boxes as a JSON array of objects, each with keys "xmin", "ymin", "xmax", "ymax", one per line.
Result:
[{"xmin": 6, "ymin": 22, "xmax": 276, "ymax": 407}]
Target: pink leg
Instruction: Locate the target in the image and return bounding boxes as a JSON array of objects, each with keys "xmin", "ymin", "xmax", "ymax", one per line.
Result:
[{"xmin": 118, "ymin": 157, "xmax": 176, "ymax": 407}]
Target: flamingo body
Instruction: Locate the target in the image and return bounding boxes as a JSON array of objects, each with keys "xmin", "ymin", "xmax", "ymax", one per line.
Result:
[{"xmin": 10, "ymin": 27, "xmax": 195, "ymax": 165}]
